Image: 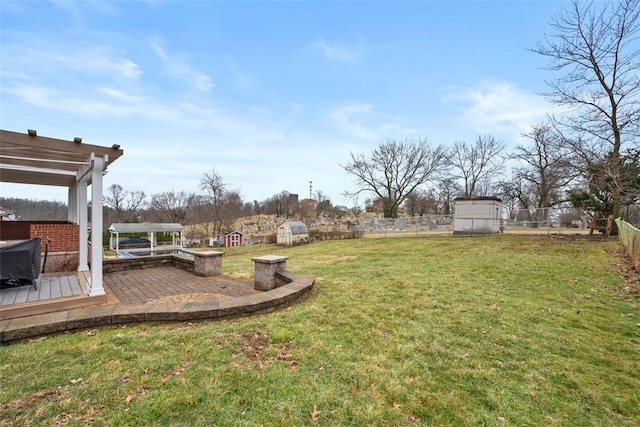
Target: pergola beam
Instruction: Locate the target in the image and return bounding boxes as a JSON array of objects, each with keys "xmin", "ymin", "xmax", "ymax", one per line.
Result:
[{"xmin": 0, "ymin": 129, "xmax": 123, "ymax": 299}]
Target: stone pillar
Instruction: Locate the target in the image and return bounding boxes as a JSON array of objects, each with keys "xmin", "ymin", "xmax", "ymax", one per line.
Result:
[
  {"xmin": 194, "ymin": 251, "xmax": 224, "ymax": 276},
  {"xmin": 252, "ymin": 255, "xmax": 288, "ymax": 291}
]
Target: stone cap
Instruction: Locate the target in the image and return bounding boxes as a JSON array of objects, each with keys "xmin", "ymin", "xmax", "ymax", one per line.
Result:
[
  {"xmin": 194, "ymin": 251, "xmax": 224, "ymax": 258},
  {"xmin": 252, "ymin": 255, "xmax": 288, "ymax": 263}
]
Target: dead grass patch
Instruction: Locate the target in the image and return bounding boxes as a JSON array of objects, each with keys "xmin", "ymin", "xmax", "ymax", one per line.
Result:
[
  {"xmin": 614, "ymin": 253, "xmax": 640, "ymax": 295},
  {"xmin": 230, "ymin": 331, "xmax": 299, "ymax": 370},
  {"xmin": 0, "ymin": 386, "xmax": 66, "ymax": 414}
]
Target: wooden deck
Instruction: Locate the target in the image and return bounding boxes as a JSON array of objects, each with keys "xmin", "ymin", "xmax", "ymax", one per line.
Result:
[
  {"xmin": 1, "ymin": 272, "xmax": 82, "ymax": 305},
  {"xmin": 0, "ymin": 272, "xmax": 106, "ymax": 320}
]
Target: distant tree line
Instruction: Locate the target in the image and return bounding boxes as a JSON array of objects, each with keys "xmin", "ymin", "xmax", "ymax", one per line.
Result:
[{"xmin": 0, "ymin": 198, "xmax": 68, "ymax": 220}]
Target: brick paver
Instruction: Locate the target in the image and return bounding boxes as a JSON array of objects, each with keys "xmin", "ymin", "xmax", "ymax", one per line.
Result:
[{"xmin": 103, "ymin": 267, "xmax": 260, "ymax": 305}]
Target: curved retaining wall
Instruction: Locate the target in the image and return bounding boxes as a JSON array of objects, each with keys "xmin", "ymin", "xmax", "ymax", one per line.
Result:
[{"xmin": 0, "ymin": 271, "xmax": 314, "ymax": 343}]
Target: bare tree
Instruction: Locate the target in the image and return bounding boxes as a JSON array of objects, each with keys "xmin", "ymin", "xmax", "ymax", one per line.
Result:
[
  {"xmin": 314, "ymin": 191, "xmax": 332, "ymax": 219},
  {"xmin": 219, "ymin": 189, "xmax": 246, "ymax": 231},
  {"xmin": 104, "ymin": 184, "xmax": 147, "ymax": 223},
  {"xmin": 297, "ymin": 198, "xmax": 317, "ymax": 225},
  {"xmin": 511, "ymin": 123, "xmax": 577, "ymax": 209},
  {"xmin": 532, "ymin": 0, "xmax": 640, "ymax": 222},
  {"xmin": 404, "ymin": 189, "xmax": 438, "ymax": 217},
  {"xmin": 436, "ymin": 178, "xmax": 462, "ymax": 215},
  {"xmin": 263, "ymin": 190, "xmax": 297, "ymax": 218},
  {"xmin": 127, "ymin": 190, "xmax": 147, "ymax": 220},
  {"xmin": 449, "ymin": 134, "xmax": 505, "ymax": 198},
  {"xmin": 569, "ymin": 148, "xmax": 640, "ymax": 230},
  {"xmin": 499, "ymin": 178, "xmax": 535, "ymax": 215},
  {"xmin": 343, "ymin": 138, "xmax": 447, "ymax": 218},
  {"xmin": 149, "ymin": 189, "xmax": 196, "ymax": 223},
  {"xmin": 104, "ymin": 184, "xmax": 127, "ymax": 221},
  {"xmin": 200, "ymin": 169, "xmax": 228, "ymax": 235}
]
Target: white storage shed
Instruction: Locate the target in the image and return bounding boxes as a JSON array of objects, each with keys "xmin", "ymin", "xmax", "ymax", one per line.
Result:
[
  {"xmin": 453, "ymin": 197, "xmax": 502, "ymax": 235},
  {"xmin": 277, "ymin": 221, "xmax": 309, "ymax": 245}
]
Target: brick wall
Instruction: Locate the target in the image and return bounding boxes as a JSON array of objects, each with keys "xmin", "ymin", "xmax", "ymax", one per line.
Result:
[
  {"xmin": 0, "ymin": 221, "xmax": 81, "ymax": 272},
  {"xmin": 0, "ymin": 220, "xmax": 79, "ymax": 252},
  {"xmin": 29, "ymin": 222, "xmax": 79, "ymax": 252}
]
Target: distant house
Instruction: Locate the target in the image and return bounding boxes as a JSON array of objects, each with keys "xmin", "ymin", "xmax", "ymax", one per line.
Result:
[
  {"xmin": 453, "ymin": 197, "xmax": 502, "ymax": 234},
  {"xmin": 0, "ymin": 207, "xmax": 16, "ymax": 221},
  {"xmin": 277, "ymin": 221, "xmax": 309, "ymax": 246},
  {"xmin": 215, "ymin": 231, "xmax": 243, "ymax": 247}
]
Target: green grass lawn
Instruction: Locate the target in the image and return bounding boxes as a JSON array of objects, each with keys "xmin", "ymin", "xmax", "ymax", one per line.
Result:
[{"xmin": 1, "ymin": 235, "xmax": 639, "ymax": 426}]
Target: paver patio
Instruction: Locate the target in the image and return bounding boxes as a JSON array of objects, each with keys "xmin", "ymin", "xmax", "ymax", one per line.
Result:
[{"xmin": 103, "ymin": 266, "xmax": 261, "ymax": 304}]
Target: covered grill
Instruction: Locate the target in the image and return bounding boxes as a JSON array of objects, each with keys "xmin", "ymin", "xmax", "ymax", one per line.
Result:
[{"xmin": 0, "ymin": 237, "xmax": 42, "ymax": 289}]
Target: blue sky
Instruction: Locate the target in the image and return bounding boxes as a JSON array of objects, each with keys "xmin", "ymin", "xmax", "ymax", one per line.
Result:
[{"xmin": 1, "ymin": 0, "xmax": 569, "ymax": 207}]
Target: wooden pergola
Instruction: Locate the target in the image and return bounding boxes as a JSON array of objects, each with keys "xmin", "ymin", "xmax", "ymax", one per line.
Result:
[{"xmin": 0, "ymin": 129, "xmax": 124, "ymax": 296}]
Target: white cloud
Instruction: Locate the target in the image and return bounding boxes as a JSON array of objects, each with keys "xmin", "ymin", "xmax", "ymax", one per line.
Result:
[
  {"xmin": 98, "ymin": 87, "xmax": 144, "ymax": 103},
  {"xmin": 4, "ymin": 84, "xmax": 167, "ymax": 119},
  {"xmin": 149, "ymin": 39, "xmax": 214, "ymax": 92},
  {"xmin": 290, "ymin": 102, "xmax": 306, "ymax": 115},
  {"xmin": 0, "ymin": 43, "xmax": 142, "ymax": 80},
  {"xmin": 49, "ymin": 0, "xmax": 84, "ymax": 25},
  {"xmin": 312, "ymin": 38, "xmax": 361, "ymax": 64},
  {"xmin": 443, "ymin": 81, "xmax": 550, "ymax": 139},
  {"xmin": 326, "ymin": 103, "xmax": 415, "ymax": 144},
  {"xmin": 150, "ymin": 41, "xmax": 168, "ymax": 61},
  {"xmin": 2, "ymin": 81, "xmax": 283, "ymax": 139},
  {"xmin": 50, "ymin": 0, "xmax": 118, "ymax": 17},
  {"xmin": 82, "ymin": 50, "xmax": 142, "ymax": 79},
  {"xmin": 328, "ymin": 103, "xmax": 377, "ymax": 141},
  {"xmin": 223, "ymin": 57, "xmax": 257, "ymax": 91}
]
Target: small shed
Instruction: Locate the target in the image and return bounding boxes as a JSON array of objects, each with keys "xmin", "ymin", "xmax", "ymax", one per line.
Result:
[
  {"xmin": 453, "ymin": 197, "xmax": 502, "ymax": 235},
  {"xmin": 108, "ymin": 223, "xmax": 184, "ymax": 253},
  {"xmin": 277, "ymin": 221, "xmax": 309, "ymax": 246},
  {"xmin": 215, "ymin": 231, "xmax": 243, "ymax": 247}
]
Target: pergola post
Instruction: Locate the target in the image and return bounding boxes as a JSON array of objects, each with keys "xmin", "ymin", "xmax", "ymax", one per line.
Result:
[
  {"xmin": 77, "ymin": 179, "xmax": 89, "ymax": 271},
  {"xmin": 88, "ymin": 154, "xmax": 106, "ymax": 297},
  {"xmin": 68, "ymin": 185, "xmax": 77, "ymax": 223},
  {"xmin": 150, "ymin": 231, "xmax": 156, "ymax": 252}
]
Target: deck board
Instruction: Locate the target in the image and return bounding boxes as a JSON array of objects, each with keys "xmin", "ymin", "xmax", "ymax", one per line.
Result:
[
  {"xmin": 14, "ymin": 287, "xmax": 30, "ymax": 304},
  {"xmin": 60, "ymin": 275, "xmax": 74, "ymax": 297},
  {"xmin": 1, "ymin": 273, "xmax": 84, "ymax": 306},
  {"xmin": 0, "ymin": 288, "xmax": 16, "ymax": 305},
  {"xmin": 26, "ymin": 285, "xmax": 40, "ymax": 302},
  {"xmin": 51, "ymin": 277, "xmax": 63, "ymax": 298}
]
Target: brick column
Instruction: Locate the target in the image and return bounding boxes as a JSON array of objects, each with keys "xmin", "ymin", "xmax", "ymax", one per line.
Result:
[
  {"xmin": 252, "ymin": 255, "xmax": 288, "ymax": 291},
  {"xmin": 194, "ymin": 251, "xmax": 224, "ymax": 276}
]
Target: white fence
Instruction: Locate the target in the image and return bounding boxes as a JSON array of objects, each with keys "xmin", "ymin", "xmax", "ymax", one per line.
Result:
[{"xmin": 502, "ymin": 207, "xmax": 552, "ymax": 232}]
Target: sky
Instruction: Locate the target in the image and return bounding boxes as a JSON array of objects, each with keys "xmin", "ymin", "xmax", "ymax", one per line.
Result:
[{"xmin": 0, "ymin": 0, "xmax": 571, "ymax": 208}]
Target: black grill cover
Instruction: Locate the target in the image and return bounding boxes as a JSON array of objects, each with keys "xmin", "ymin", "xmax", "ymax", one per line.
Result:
[{"xmin": 0, "ymin": 237, "xmax": 42, "ymax": 285}]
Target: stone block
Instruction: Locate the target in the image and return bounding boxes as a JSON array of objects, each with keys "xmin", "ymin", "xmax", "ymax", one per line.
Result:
[
  {"xmin": 194, "ymin": 251, "xmax": 223, "ymax": 277},
  {"xmin": 252, "ymin": 255, "xmax": 288, "ymax": 291},
  {"xmin": 66, "ymin": 306, "xmax": 115, "ymax": 330}
]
